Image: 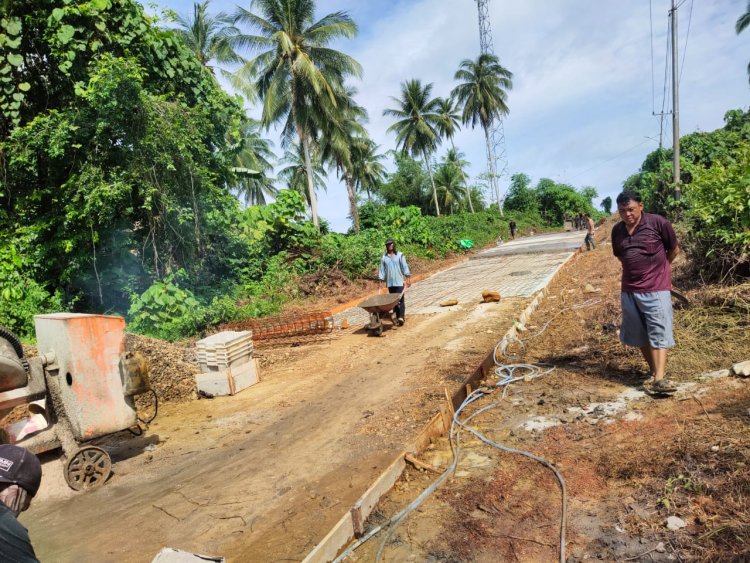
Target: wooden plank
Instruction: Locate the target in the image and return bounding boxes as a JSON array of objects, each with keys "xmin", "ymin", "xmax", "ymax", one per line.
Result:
[
  {"xmin": 351, "ymin": 455, "xmax": 406, "ymax": 533},
  {"xmin": 405, "ymin": 453, "xmax": 442, "ymax": 474},
  {"xmin": 302, "ymin": 512, "xmax": 355, "ymax": 563},
  {"xmin": 407, "ymin": 412, "xmax": 444, "ymax": 455}
]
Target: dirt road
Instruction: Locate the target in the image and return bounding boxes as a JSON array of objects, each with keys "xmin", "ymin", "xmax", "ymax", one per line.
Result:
[{"xmin": 25, "ymin": 233, "xmax": 582, "ymax": 562}]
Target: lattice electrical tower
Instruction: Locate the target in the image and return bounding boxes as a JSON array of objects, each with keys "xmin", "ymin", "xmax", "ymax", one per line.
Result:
[{"xmin": 475, "ymin": 0, "xmax": 509, "ymax": 210}]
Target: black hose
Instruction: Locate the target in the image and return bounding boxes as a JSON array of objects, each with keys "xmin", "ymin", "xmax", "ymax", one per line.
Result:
[
  {"xmin": 0, "ymin": 326, "xmax": 24, "ymax": 359},
  {"xmin": 137, "ymin": 389, "xmax": 159, "ymax": 425}
]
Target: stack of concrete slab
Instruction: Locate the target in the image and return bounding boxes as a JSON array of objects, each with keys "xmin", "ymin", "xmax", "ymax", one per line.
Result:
[{"xmin": 194, "ymin": 331, "xmax": 259, "ymax": 397}]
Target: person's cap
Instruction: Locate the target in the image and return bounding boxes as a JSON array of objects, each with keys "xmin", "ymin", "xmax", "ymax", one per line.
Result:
[
  {"xmin": 0, "ymin": 445, "xmax": 42, "ymax": 497},
  {"xmin": 385, "ymin": 239, "xmax": 395, "ymax": 245}
]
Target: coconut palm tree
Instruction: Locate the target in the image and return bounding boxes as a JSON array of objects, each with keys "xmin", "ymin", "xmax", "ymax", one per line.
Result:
[
  {"xmin": 278, "ymin": 141, "xmax": 327, "ymax": 208},
  {"xmin": 173, "ymin": 1, "xmax": 241, "ymax": 70},
  {"xmin": 451, "ymin": 53, "xmax": 513, "ymax": 211},
  {"xmin": 351, "ymin": 138, "xmax": 386, "ymax": 201},
  {"xmin": 318, "ymin": 87, "xmax": 367, "ymax": 233},
  {"xmin": 433, "ymin": 161, "xmax": 465, "ymax": 214},
  {"xmin": 172, "ymin": 2, "xmax": 256, "ymax": 99},
  {"xmin": 230, "ymin": 118, "xmax": 277, "ymax": 206},
  {"xmin": 233, "ymin": 0, "xmax": 362, "ymax": 229},
  {"xmin": 737, "ymin": 2, "xmax": 750, "ymax": 82},
  {"xmin": 435, "ymin": 96, "xmax": 474, "ymax": 212},
  {"xmin": 383, "ymin": 79, "xmax": 443, "ymax": 216}
]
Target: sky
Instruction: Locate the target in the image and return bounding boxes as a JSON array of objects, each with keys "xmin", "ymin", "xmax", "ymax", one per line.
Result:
[{"xmin": 150, "ymin": 0, "xmax": 750, "ymax": 232}]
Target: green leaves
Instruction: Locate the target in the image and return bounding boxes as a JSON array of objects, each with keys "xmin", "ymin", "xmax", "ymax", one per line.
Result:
[
  {"xmin": 3, "ymin": 18, "xmax": 22, "ymax": 36},
  {"xmin": 56, "ymin": 24, "xmax": 76, "ymax": 44},
  {"xmin": 6, "ymin": 53, "xmax": 23, "ymax": 67}
]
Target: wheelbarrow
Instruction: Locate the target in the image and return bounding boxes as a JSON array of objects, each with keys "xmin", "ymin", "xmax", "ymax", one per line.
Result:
[{"xmin": 357, "ymin": 292, "xmax": 404, "ymax": 336}]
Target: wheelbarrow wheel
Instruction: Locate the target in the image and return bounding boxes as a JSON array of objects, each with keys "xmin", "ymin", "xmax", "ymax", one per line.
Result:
[
  {"xmin": 373, "ymin": 325, "xmax": 383, "ymax": 336},
  {"xmin": 64, "ymin": 446, "xmax": 112, "ymax": 491}
]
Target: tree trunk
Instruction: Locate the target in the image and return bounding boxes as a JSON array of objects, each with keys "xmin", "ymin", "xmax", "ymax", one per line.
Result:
[
  {"xmin": 345, "ymin": 173, "xmax": 360, "ymax": 234},
  {"xmin": 291, "ymin": 87, "xmax": 319, "ymax": 229},
  {"xmin": 451, "ymin": 139, "xmax": 475, "ymax": 213},
  {"xmin": 422, "ymin": 150, "xmax": 440, "ymax": 216},
  {"xmin": 300, "ymin": 132, "xmax": 319, "ymax": 229},
  {"xmin": 483, "ymin": 127, "xmax": 503, "ymax": 216}
]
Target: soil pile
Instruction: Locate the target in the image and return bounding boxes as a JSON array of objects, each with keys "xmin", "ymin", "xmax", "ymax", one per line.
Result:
[{"xmin": 126, "ymin": 334, "xmax": 198, "ymax": 403}]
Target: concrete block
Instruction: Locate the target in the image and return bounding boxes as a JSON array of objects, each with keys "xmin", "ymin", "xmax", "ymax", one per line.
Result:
[{"xmin": 195, "ymin": 358, "xmax": 260, "ymax": 397}]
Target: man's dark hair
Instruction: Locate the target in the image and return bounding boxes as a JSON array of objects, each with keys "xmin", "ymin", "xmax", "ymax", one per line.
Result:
[{"xmin": 616, "ymin": 191, "xmax": 642, "ymax": 206}]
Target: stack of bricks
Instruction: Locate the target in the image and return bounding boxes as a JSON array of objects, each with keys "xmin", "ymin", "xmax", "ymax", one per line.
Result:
[{"xmin": 194, "ymin": 331, "xmax": 259, "ymax": 397}]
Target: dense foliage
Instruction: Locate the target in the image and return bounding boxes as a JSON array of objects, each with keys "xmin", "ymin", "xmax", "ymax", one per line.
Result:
[
  {"xmin": 623, "ymin": 109, "xmax": 750, "ymax": 278},
  {"xmin": 0, "ymin": 0, "xmax": 244, "ymax": 335},
  {"xmin": 503, "ymin": 173, "xmax": 599, "ymax": 223}
]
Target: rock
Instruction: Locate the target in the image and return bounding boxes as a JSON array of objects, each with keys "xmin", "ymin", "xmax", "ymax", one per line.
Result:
[
  {"xmin": 731, "ymin": 360, "xmax": 750, "ymax": 377},
  {"xmin": 655, "ymin": 542, "xmax": 666, "ymax": 553},
  {"xmin": 666, "ymin": 516, "xmax": 687, "ymax": 530},
  {"xmin": 481, "ymin": 291, "xmax": 501, "ymax": 303},
  {"xmin": 340, "ymin": 318, "xmax": 349, "ymax": 329},
  {"xmin": 440, "ymin": 299, "xmax": 459, "ymax": 307},
  {"xmin": 584, "ymin": 283, "xmax": 601, "ymax": 293}
]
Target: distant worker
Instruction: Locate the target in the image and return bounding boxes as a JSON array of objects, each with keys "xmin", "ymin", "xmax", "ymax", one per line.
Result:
[
  {"xmin": 0, "ymin": 444, "xmax": 42, "ymax": 562},
  {"xmin": 509, "ymin": 220, "xmax": 517, "ymax": 240},
  {"xmin": 378, "ymin": 239, "xmax": 411, "ymax": 326},
  {"xmin": 612, "ymin": 191, "xmax": 679, "ymax": 395},
  {"xmin": 584, "ymin": 213, "xmax": 596, "ymax": 251}
]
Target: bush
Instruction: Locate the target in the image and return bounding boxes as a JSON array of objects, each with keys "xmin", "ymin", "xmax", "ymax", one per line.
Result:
[
  {"xmin": 682, "ymin": 145, "xmax": 750, "ymax": 277},
  {"xmin": 0, "ymin": 243, "xmax": 65, "ymax": 339},
  {"xmin": 127, "ymin": 274, "xmax": 204, "ymax": 341}
]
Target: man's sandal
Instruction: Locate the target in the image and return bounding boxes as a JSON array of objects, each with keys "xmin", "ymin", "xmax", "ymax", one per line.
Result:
[{"xmin": 644, "ymin": 378, "xmax": 678, "ymax": 397}]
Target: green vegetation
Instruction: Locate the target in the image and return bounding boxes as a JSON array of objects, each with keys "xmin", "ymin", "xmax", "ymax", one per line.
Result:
[
  {"xmin": 0, "ymin": 0, "xmax": 598, "ymax": 341},
  {"xmin": 503, "ymin": 173, "xmax": 600, "ymax": 224},
  {"xmin": 623, "ymin": 109, "xmax": 750, "ymax": 279}
]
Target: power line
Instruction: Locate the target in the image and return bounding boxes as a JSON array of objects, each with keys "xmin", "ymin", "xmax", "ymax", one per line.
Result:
[
  {"xmin": 658, "ymin": 12, "xmax": 672, "ymax": 147},
  {"xmin": 649, "ymin": 0, "xmax": 656, "ymax": 114},
  {"xmin": 678, "ymin": 0, "xmax": 694, "ymax": 86},
  {"xmin": 568, "ymin": 137, "xmax": 657, "ymax": 181}
]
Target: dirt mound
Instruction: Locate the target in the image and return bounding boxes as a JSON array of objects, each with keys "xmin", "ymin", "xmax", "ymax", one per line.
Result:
[{"xmin": 125, "ymin": 333, "xmax": 198, "ymax": 403}]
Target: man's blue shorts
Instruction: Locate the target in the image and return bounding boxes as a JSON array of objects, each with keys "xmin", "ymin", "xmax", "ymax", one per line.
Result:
[{"xmin": 620, "ymin": 291, "xmax": 675, "ymax": 349}]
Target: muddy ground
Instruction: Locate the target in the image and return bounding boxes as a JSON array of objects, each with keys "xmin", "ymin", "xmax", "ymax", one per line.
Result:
[{"xmin": 347, "ymin": 238, "xmax": 750, "ymax": 562}]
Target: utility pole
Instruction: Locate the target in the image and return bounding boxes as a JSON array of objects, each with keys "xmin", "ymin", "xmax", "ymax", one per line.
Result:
[
  {"xmin": 670, "ymin": 0, "xmax": 681, "ymax": 201},
  {"xmin": 475, "ymin": 0, "xmax": 508, "ymax": 214}
]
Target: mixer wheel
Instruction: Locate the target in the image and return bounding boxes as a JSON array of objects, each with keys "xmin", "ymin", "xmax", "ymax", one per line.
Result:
[{"xmin": 64, "ymin": 446, "xmax": 112, "ymax": 491}]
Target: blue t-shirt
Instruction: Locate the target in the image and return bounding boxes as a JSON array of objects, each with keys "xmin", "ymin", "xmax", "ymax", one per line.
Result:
[{"xmin": 378, "ymin": 252, "xmax": 411, "ymax": 287}]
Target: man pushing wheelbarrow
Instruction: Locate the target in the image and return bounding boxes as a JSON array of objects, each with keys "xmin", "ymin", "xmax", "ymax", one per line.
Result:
[
  {"xmin": 378, "ymin": 238, "xmax": 411, "ymax": 325},
  {"xmin": 357, "ymin": 238, "xmax": 411, "ymax": 336}
]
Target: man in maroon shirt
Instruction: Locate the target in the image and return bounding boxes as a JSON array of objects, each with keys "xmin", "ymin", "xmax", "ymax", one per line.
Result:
[{"xmin": 612, "ymin": 191, "xmax": 679, "ymax": 394}]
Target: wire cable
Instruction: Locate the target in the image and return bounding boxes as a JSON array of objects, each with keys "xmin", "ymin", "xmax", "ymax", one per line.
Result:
[
  {"xmin": 649, "ymin": 0, "xmax": 656, "ymax": 115},
  {"xmin": 334, "ymin": 360, "xmax": 567, "ymax": 563},
  {"xmin": 678, "ymin": 0, "xmax": 694, "ymax": 86}
]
